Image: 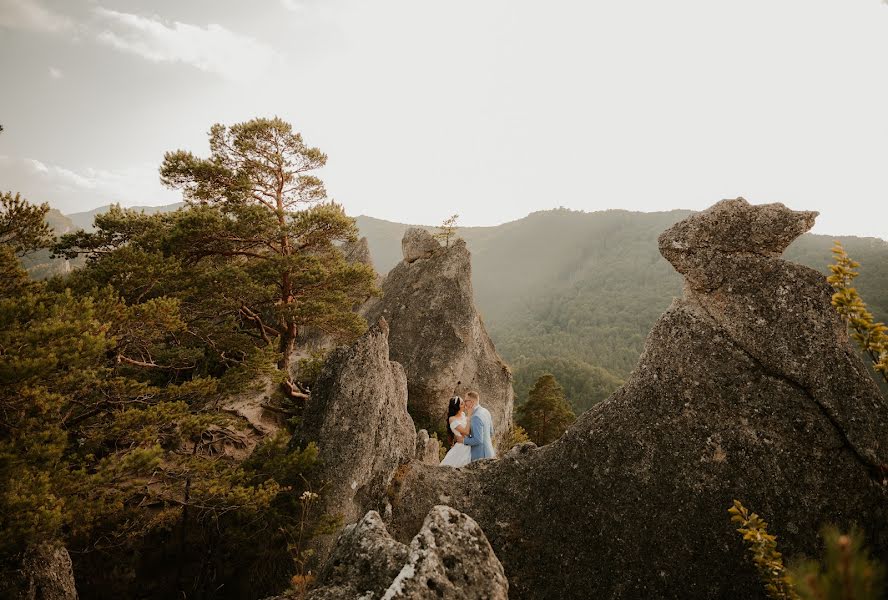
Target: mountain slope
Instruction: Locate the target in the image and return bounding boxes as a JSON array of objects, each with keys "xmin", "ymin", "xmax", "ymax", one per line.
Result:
[
  {"xmin": 67, "ymin": 202, "xmax": 186, "ymax": 231},
  {"xmin": 357, "ymin": 209, "xmax": 888, "ymax": 407},
  {"xmin": 48, "ymin": 203, "xmax": 888, "ymax": 409}
]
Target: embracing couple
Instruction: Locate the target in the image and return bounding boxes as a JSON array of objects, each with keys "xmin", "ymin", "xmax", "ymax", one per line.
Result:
[{"xmin": 440, "ymin": 390, "xmax": 496, "ymax": 468}]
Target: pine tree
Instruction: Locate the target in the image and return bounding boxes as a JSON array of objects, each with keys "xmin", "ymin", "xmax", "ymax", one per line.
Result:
[
  {"xmin": 827, "ymin": 242, "xmax": 888, "ymax": 384},
  {"xmin": 1, "ymin": 191, "xmax": 53, "ymax": 256},
  {"xmin": 158, "ymin": 118, "xmax": 377, "ymax": 392},
  {"xmin": 57, "ymin": 118, "xmax": 377, "ymax": 397},
  {"xmin": 516, "ymin": 373, "xmax": 576, "ymax": 445},
  {"xmin": 434, "ymin": 214, "xmax": 460, "ymax": 247}
]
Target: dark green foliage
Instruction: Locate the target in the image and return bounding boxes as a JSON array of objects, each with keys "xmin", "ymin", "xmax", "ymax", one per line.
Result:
[
  {"xmin": 1, "ymin": 191, "xmax": 53, "ymax": 256},
  {"xmin": 155, "ymin": 117, "xmax": 377, "ymax": 384},
  {"xmin": 356, "ymin": 210, "xmax": 888, "ymax": 405},
  {"xmin": 730, "ymin": 501, "xmax": 885, "ymax": 600},
  {"xmin": 1, "ymin": 169, "xmax": 353, "ymax": 597},
  {"xmin": 516, "ymin": 373, "xmax": 576, "ymax": 446},
  {"xmin": 790, "ymin": 526, "xmax": 885, "ymax": 600},
  {"xmin": 511, "ymin": 356, "xmax": 623, "ymax": 414}
]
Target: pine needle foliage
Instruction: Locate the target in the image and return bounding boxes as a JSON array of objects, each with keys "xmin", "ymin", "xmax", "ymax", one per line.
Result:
[
  {"xmin": 789, "ymin": 525, "xmax": 885, "ymax": 600},
  {"xmin": 827, "ymin": 242, "xmax": 888, "ymax": 384},
  {"xmin": 434, "ymin": 214, "xmax": 460, "ymax": 247},
  {"xmin": 516, "ymin": 373, "xmax": 576, "ymax": 446},
  {"xmin": 728, "ymin": 500, "xmax": 800, "ymax": 600}
]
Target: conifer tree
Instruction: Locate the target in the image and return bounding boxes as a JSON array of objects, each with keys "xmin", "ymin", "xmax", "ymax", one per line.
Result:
[
  {"xmin": 58, "ymin": 118, "xmax": 377, "ymax": 397},
  {"xmin": 1, "ymin": 191, "xmax": 53, "ymax": 256},
  {"xmin": 516, "ymin": 373, "xmax": 576, "ymax": 445},
  {"xmin": 158, "ymin": 118, "xmax": 376, "ymax": 392},
  {"xmin": 434, "ymin": 214, "xmax": 460, "ymax": 247},
  {"xmin": 827, "ymin": 242, "xmax": 888, "ymax": 384}
]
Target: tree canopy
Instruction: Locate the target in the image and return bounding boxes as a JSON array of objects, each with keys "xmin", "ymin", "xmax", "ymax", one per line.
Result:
[{"xmin": 516, "ymin": 373, "xmax": 576, "ymax": 446}]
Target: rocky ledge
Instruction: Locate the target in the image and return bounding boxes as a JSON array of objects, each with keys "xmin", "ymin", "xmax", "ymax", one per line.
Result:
[{"xmin": 383, "ymin": 199, "xmax": 888, "ymax": 599}]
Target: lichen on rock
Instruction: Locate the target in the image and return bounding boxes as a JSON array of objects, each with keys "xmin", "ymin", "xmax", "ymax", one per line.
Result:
[
  {"xmin": 304, "ymin": 506, "xmax": 507, "ymax": 600},
  {"xmin": 363, "ymin": 229, "xmax": 513, "ymax": 445},
  {"xmin": 294, "ymin": 318, "xmax": 417, "ymax": 562},
  {"xmin": 385, "ymin": 198, "xmax": 888, "ymax": 599}
]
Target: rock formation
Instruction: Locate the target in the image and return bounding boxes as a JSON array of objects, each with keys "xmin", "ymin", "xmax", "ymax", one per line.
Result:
[
  {"xmin": 385, "ymin": 199, "xmax": 888, "ymax": 599},
  {"xmin": 295, "ymin": 319, "xmax": 416, "ymax": 560},
  {"xmin": 363, "ymin": 228, "xmax": 514, "ymax": 444},
  {"xmin": 0, "ymin": 542, "xmax": 79, "ymax": 600},
  {"xmin": 305, "ymin": 506, "xmax": 508, "ymax": 600},
  {"xmin": 415, "ymin": 429, "xmax": 441, "ymax": 465}
]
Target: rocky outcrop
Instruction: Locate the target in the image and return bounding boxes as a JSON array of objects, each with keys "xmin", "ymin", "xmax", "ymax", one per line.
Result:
[
  {"xmin": 306, "ymin": 506, "xmax": 508, "ymax": 600},
  {"xmin": 386, "ymin": 199, "xmax": 888, "ymax": 599},
  {"xmin": 0, "ymin": 542, "xmax": 79, "ymax": 600},
  {"xmin": 342, "ymin": 236, "xmax": 374, "ymax": 269},
  {"xmin": 415, "ymin": 429, "xmax": 441, "ymax": 465},
  {"xmin": 364, "ymin": 228, "xmax": 513, "ymax": 444},
  {"xmin": 295, "ymin": 319, "xmax": 416, "ymax": 559},
  {"xmin": 401, "ymin": 228, "xmax": 441, "ymax": 263}
]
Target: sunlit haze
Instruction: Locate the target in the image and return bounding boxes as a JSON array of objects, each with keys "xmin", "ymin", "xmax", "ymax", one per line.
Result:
[{"xmin": 2, "ymin": 0, "xmax": 887, "ymax": 238}]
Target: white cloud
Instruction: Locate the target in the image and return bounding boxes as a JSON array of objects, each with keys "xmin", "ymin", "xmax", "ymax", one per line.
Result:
[
  {"xmin": 0, "ymin": 155, "xmax": 181, "ymax": 212},
  {"xmin": 0, "ymin": 0, "xmax": 73, "ymax": 32},
  {"xmin": 48, "ymin": 66, "xmax": 62, "ymax": 79},
  {"xmin": 93, "ymin": 7, "xmax": 282, "ymax": 82}
]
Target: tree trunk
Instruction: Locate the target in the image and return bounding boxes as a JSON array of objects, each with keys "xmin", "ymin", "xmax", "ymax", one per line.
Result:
[{"xmin": 278, "ymin": 320, "xmax": 297, "ymax": 373}]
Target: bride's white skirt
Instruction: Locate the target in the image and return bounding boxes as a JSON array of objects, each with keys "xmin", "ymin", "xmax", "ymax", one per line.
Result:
[{"xmin": 440, "ymin": 442, "xmax": 471, "ymax": 467}]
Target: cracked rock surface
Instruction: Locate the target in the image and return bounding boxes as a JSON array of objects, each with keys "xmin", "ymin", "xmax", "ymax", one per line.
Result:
[
  {"xmin": 294, "ymin": 319, "xmax": 417, "ymax": 565},
  {"xmin": 303, "ymin": 506, "xmax": 507, "ymax": 600},
  {"xmin": 386, "ymin": 198, "xmax": 888, "ymax": 599},
  {"xmin": 363, "ymin": 228, "xmax": 513, "ymax": 445}
]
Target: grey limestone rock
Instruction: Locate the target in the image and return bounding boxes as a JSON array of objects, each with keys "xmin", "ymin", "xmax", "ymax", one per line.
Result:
[
  {"xmin": 401, "ymin": 228, "xmax": 441, "ymax": 263},
  {"xmin": 415, "ymin": 429, "xmax": 441, "ymax": 466},
  {"xmin": 306, "ymin": 506, "xmax": 507, "ymax": 600},
  {"xmin": 364, "ymin": 233, "xmax": 513, "ymax": 446},
  {"xmin": 295, "ymin": 319, "xmax": 417, "ymax": 562},
  {"xmin": 386, "ymin": 199, "xmax": 888, "ymax": 599}
]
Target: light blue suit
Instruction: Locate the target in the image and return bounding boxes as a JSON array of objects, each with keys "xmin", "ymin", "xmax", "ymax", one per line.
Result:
[{"xmin": 463, "ymin": 405, "xmax": 496, "ymax": 461}]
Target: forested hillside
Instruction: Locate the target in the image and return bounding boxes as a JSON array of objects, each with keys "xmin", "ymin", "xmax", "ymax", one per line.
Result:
[{"xmin": 47, "ymin": 205, "xmax": 888, "ymax": 411}]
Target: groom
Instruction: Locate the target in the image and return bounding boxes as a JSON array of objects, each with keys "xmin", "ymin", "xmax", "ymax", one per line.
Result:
[{"xmin": 458, "ymin": 391, "xmax": 496, "ymax": 461}]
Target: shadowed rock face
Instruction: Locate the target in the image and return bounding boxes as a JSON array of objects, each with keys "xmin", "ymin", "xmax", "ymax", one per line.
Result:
[
  {"xmin": 295, "ymin": 319, "xmax": 417, "ymax": 561},
  {"xmin": 0, "ymin": 542, "xmax": 79, "ymax": 600},
  {"xmin": 386, "ymin": 199, "xmax": 888, "ymax": 599},
  {"xmin": 363, "ymin": 228, "xmax": 514, "ymax": 444},
  {"xmin": 306, "ymin": 506, "xmax": 508, "ymax": 600}
]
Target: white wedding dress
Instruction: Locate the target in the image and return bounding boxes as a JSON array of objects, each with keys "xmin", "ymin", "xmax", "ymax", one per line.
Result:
[{"xmin": 440, "ymin": 414, "xmax": 472, "ymax": 468}]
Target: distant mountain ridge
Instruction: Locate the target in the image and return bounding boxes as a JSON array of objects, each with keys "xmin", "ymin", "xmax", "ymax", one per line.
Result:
[
  {"xmin": 66, "ymin": 202, "xmax": 188, "ymax": 231},
  {"xmin": 53, "ymin": 202, "xmax": 888, "ymax": 409}
]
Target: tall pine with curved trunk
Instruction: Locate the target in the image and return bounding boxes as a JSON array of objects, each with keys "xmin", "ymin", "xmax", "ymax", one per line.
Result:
[
  {"xmin": 516, "ymin": 373, "xmax": 577, "ymax": 446},
  {"xmin": 159, "ymin": 117, "xmax": 377, "ymax": 392}
]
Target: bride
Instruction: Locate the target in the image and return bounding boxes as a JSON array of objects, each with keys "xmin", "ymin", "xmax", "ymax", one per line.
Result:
[{"xmin": 440, "ymin": 395, "xmax": 472, "ymax": 467}]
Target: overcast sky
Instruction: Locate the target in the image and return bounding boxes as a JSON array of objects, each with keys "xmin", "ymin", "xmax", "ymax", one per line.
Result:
[{"xmin": 2, "ymin": 0, "xmax": 888, "ymax": 238}]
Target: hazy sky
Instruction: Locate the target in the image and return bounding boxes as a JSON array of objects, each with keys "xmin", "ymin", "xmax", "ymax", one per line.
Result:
[{"xmin": 2, "ymin": 0, "xmax": 888, "ymax": 238}]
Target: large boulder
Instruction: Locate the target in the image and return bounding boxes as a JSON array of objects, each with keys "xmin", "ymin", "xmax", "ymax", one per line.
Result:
[
  {"xmin": 386, "ymin": 199, "xmax": 888, "ymax": 599},
  {"xmin": 363, "ymin": 229, "xmax": 513, "ymax": 445},
  {"xmin": 296, "ymin": 319, "xmax": 417, "ymax": 559},
  {"xmin": 306, "ymin": 506, "xmax": 508, "ymax": 600}
]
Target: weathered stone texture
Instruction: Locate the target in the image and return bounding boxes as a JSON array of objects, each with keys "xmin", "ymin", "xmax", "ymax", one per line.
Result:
[
  {"xmin": 415, "ymin": 429, "xmax": 441, "ymax": 466},
  {"xmin": 364, "ymin": 231, "xmax": 513, "ymax": 445},
  {"xmin": 0, "ymin": 542, "xmax": 79, "ymax": 600},
  {"xmin": 295, "ymin": 319, "xmax": 416, "ymax": 561},
  {"xmin": 306, "ymin": 506, "xmax": 507, "ymax": 600},
  {"xmin": 386, "ymin": 198, "xmax": 888, "ymax": 599}
]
